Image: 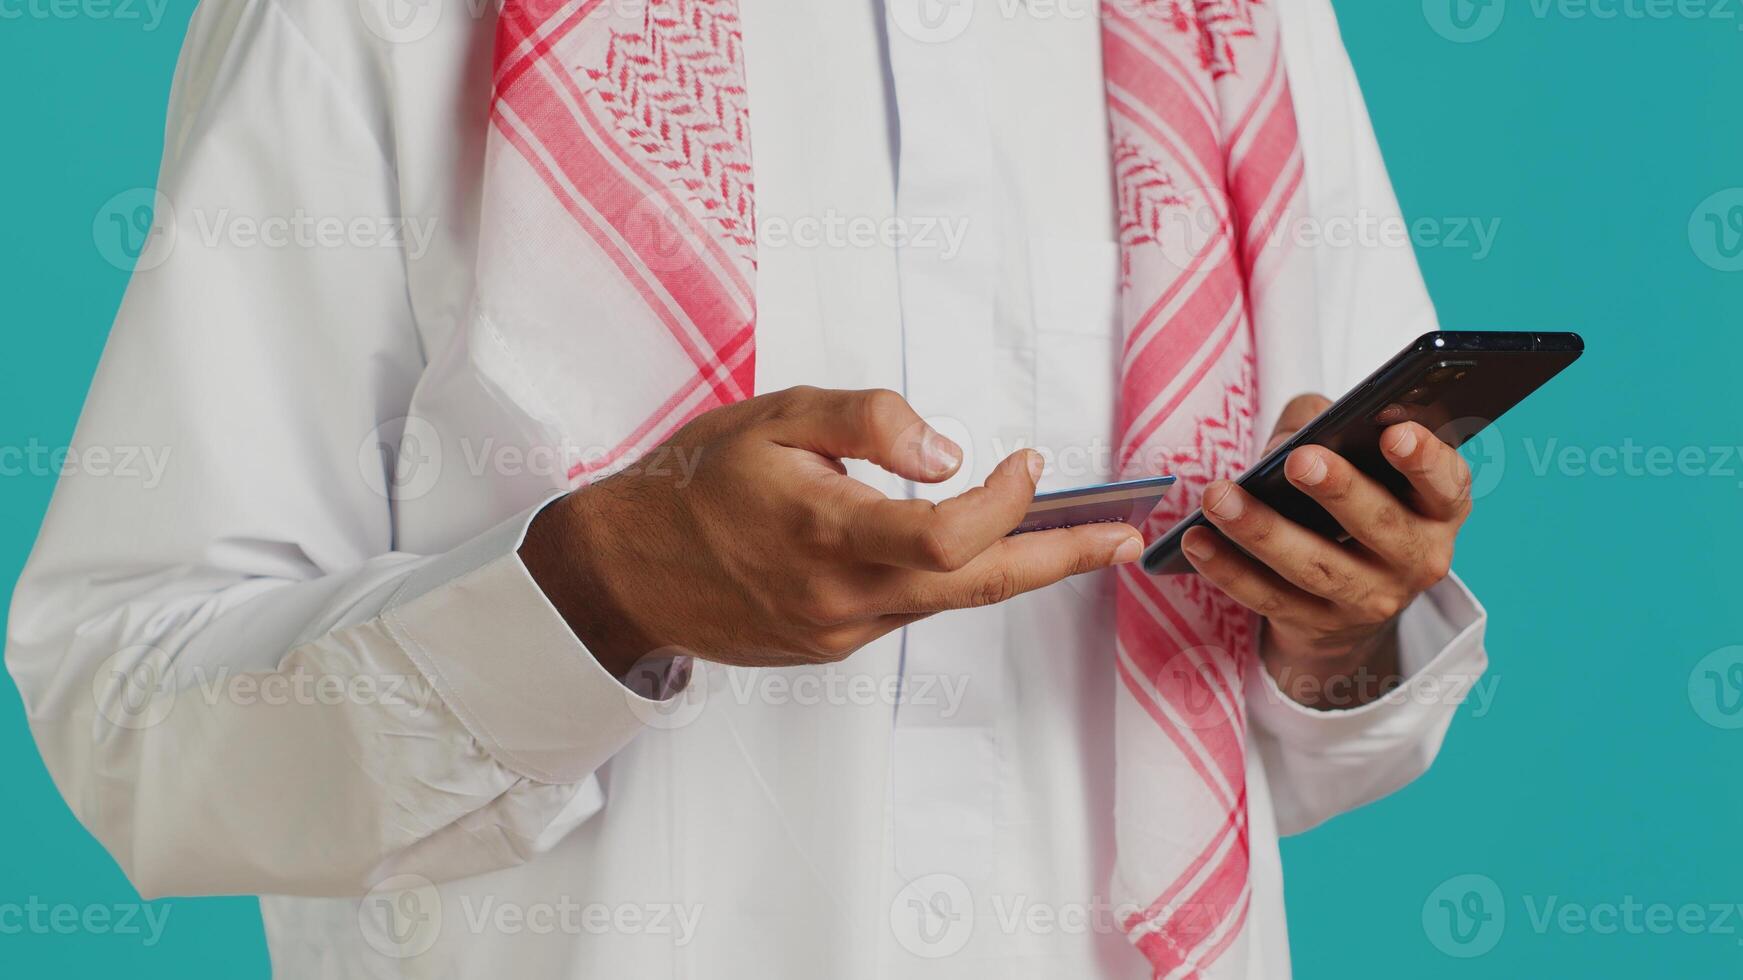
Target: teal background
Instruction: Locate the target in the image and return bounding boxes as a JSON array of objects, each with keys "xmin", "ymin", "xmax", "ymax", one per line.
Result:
[{"xmin": 0, "ymin": 1, "xmax": 1737, "ymax": 976}]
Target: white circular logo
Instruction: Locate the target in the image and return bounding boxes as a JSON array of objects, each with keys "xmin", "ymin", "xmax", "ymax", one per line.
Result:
[
  {"xmin": 1689, "ymin": 645, "xmax": 1743, "ymax": 730},
  {"xmin": 1153, "ymin": 647, "xmax": 1242, "ymax": 733},
  {"xmin": 624, "ymin": 654, "xmax": 710, "ymax": 731},
  {"xmin": 887, "ymin": 0, "xmax": 975, "ymax": 44},
  {"xmin": 921, "ymin": 415, "xmax": 976, "ymax": 500},
  {"xmin": 357, "ymin": 0, "xmax": 443, "ymax": 44},
  {"xmin": 623, "ymin": 193, "xmax": 709, "ymax": 275},
  {"xmin": 358, "ymin": 415, "xmax": 444, "ymax": 502},
  {"xmin": 1435, "ymin": 417, "xmax": 1506, "ymax": 501},
  {"xmin": 1689, "ymin": 188, "xmax": 1743, "ymax": 273},
  {"xmin": 1422, "ymin": 873, "xmax": 1505, "ymax": 958},
  {"xmin": 91, "ymin": 645, "xmax": 177, "ymax": 732},
  {"xmin": 1422, "ymin": 0, "xmax": 1506, "ymax": 43},
  {"xmin": 889, "ymin": 873, "xmax": 974, "ymax": 959},
  {"xmin": 94, "ymin": 188, "xmax": 176, "ymax": 273},
  {"xmin": 358, "ymin": 874, "xmax": 442, "ymax": 959}
]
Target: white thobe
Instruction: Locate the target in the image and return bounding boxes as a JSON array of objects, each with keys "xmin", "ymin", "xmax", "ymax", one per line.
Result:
[{"xmin": 5, "ymin": 0, "xmax": 1490, "ymax": 977}]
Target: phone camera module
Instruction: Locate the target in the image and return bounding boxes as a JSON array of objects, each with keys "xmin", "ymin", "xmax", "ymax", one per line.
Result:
[{"xmin": 1424, "ymin": 360, "xmax": 1477, "ymax": 386}]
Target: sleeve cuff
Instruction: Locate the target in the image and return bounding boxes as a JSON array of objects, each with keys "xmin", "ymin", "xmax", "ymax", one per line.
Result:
[
  {"xmin": 1246, "ymin": 572, "xmax": 1490, "ymax": 751},
  {"xmin": 376, "ymin": 493, "xmax": 676, "ymax": 784}
]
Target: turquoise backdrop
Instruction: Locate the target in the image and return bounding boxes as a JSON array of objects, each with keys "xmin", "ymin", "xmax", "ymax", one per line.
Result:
[{"xmin": 0, "ymin": 1, "xmax": 1738, "ymax": 976}]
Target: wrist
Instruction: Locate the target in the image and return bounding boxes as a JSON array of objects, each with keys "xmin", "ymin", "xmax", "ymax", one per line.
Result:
[
  {"xmin": 519, "ymin": 488, "xmax": 658, "ymax": 681},
  {"xmin": 1261, "ymin": 620, "xmax": 1403, "ymax": 711}
]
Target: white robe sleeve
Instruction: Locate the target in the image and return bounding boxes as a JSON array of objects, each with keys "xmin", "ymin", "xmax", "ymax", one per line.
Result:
[
  {"xmin": 3, "ymin": 0, "xmax": 655, "ymax": 900},
  {"xmin": 1251, "ymin": 0, "xmax": 1493, "ymax": 836}
]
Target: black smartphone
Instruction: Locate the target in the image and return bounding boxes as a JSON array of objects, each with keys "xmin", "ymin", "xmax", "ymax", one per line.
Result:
[{"xmin": 1140, "ymin": 330, "xmax": 1584, "ymax": 575}]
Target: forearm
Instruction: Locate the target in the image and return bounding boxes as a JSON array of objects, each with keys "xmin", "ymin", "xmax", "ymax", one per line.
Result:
[
  {"xmin": 6, "ymin": 504, "xmax": 636, "ymax": 898},
  {"xmin": 520, "ymin": 486, "xmax": 664, "ymax": 682}
]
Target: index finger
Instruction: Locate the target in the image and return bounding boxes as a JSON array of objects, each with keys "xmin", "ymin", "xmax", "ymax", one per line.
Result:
[
  {"xmin": 763, "ymin": 386, "xmax": 962, "ymax": 484},
  {"xmin": 847, "ymin": 450, "xmax": 1044, "ymax": 571},
  {"xmin": 885, "ymin": 522, "xmax": 1143, "ymax": 613},
  {"xmin": 1380, "ymin": 422, "xmax": 1474, "ymax": 523}
]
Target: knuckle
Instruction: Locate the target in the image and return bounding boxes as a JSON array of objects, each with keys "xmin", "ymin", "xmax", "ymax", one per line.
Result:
[
  {"xmin": 1286, "ymin": 393, "xmax": 1332, "ymax": 418},
  {"xmin": 917, "ymin": 523, "xmax": 966, "ymax": 572},
  {"xmin": 762, "ymin": 385, "xmax": 816, "ymax": 423},
  {"xmin": 793, "ymin": 502, "xmax": 841, "ymax": 551},
  {"xmin": 859, "ymin": 388, "xmax": 907, "ymax": 429},
  {"xmin": 1417, "ymin": 544, "xmax": 1454, "ymax": 590},
  {"xmin": 1400, "ymin": 520, "xmax": 1435, "ymax": 559},
  {"xmin": 795, "ymin": 581, "xmax": 855, "ymax": 626},
  {"xmin": 1068, "ymin": 546, "xmax": 1104, "ymax": 578},
  {"xmin": 786, "ymin": 384, "xmax": 822, "ymax": 401},
  {"xmin": 1370, "ymin": 502, "xmax": 1407, "ymax": 535},
  {"xmin": 1449, "ymin": 458, "xmax": 1475, "ymax": 507},
  {"xmin": 1357, "ymin": 589, "xmax": 1404, "ymax": 625},
  {"xmin": 807, "ymin": 628, "xmax": 863, "ymax": 662},
  {"xmin": 971, "ymin": 567, "xmax": 1018, "ymax": 607},
  {"xmin": 1250, "ymin": 583, "xmax": 1288, "ymax": 618},
  {"xmin": 1306, "ymin": 556, "xmax": 1353, "ymax": 599},
  {"xmin": 1240, "ymin": 510, "xmax": 1273, "ymax": 544}
]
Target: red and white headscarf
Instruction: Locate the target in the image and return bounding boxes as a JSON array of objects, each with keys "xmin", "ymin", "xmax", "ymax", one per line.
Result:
[{"xmin": 483, "ymin": 1, "xmax": 1308, "ymax": 975}]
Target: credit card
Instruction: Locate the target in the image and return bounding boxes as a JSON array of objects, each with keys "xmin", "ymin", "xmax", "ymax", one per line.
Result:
[{"xmin": 1009, "ymin": 475, "xmax": 1176, "ymax": 536}]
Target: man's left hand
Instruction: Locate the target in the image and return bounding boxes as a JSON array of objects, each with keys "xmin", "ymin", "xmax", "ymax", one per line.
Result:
[{"xmin": 1180, "ymin": 394, "xmax": 1473, "ymax": 708}]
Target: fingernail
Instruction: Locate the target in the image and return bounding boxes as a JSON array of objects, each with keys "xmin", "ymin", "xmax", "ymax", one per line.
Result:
[
  {"xmin": 1290, "ymin": 450, "xmax": 1328, "ymax": 486},
  {"xmin": 1182, "ymin": 533, "xmax": 1215, "ymax": 562},
  {"xmin": 1112, "ymin": 536, "xmax": 1143, "ymax": 564},
  {"xmin": 924, "ymin": 433, "xmax": 963, "ymax": 475},
  {"xmin": 1025, "ymin": 450, "xmax": 1044, "ymax": 482},
  {"xmin": 1264, "ymin": 431, "xmax": 1294, "ymax": 455},
  {"xmin": 1386, "ymin": 427, "xmax": 1417, "ymax": 458},
  {"xmin": 1204, "ymin": 482, "xmax": 1243, "ymax": 520}
]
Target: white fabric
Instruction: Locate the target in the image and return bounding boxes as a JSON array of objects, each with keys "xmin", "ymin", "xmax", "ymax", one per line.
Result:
[{"xmin": 4, "ymin": 0, "xmax": 1489, "ymax": 977}]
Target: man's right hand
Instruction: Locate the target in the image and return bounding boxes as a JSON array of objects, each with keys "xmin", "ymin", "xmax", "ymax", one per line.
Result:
[{"xmin": 520, "ymin": 386, "xmax": 1144, "ymax": 678}]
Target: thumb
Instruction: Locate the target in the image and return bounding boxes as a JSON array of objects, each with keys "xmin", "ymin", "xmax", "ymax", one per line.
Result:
[{"xmin": 1263, "ymin": 393, "xmax": 1332, "ymax": 454}]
